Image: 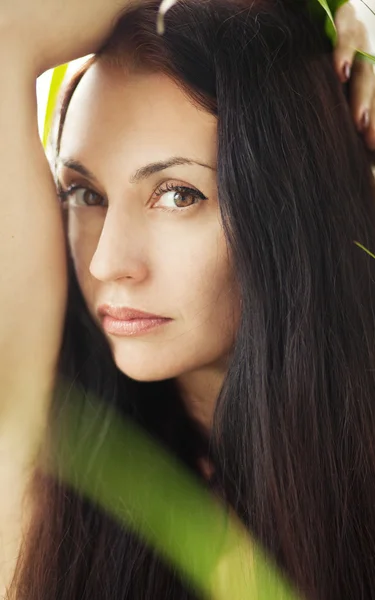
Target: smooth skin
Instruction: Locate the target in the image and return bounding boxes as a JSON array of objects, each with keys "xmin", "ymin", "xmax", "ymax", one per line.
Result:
[
  {"xmin": 57, "ymin": 64, "xmax": 239, "ymax": 432},
  {"xmin": 0, "ymin": 0, "xmax": 373, "ymax": 597}
]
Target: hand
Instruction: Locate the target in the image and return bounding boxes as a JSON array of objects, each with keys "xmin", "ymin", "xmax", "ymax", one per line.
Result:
[
  {"xmin": 333, "ymin": 1, "xmax": 375, "ymax": 149},
  {"xmin": 0, "ymin": 0, "xmax": 139, "ymax": 77}
]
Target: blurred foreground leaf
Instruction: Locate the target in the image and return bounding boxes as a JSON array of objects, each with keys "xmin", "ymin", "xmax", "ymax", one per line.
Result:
[{"xmin": 47, "ymin": 386, "xmax": 300, "ymax": 600}]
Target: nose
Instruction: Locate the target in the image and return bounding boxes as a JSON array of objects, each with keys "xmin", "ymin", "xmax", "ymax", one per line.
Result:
[{"xmin": 89, "ymin": 207, "xmax": 149, "ymax": 283}]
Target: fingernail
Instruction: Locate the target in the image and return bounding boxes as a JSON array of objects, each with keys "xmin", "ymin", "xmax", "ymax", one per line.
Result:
[
  {"xmin": 342, "ymin": 61, "xmax": 351, "ymax": 82},
  {"xmin": 361, "ymin": 109, "xmax": 370, "ymax": 131}
]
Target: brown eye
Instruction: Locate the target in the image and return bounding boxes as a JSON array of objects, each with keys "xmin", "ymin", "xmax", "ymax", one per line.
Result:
[
  {"xmin": 153, "ymin": 184, "xmax": 207, "ymax": 211},
  {"xmin": 80, "ymin": 189, "xmax": 103, "ymax": 206},
  {"xmin": 173, "ymin": 191, "xmax": 197, "ymax": 208},
  {"xmin": 59, "ymin": 186, "xmax": 105, "ymax": 207}
]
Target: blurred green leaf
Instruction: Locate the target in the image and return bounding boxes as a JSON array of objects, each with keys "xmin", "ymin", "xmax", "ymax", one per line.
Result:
[{"xmin": 48, "ymin": 386, "xmax": 300, "ymax": 599}]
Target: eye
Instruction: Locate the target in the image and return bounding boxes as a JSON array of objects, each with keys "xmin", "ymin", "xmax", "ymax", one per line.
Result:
[
  {"xmin": 152, "ymin": 183, "xmax": 207, "ymax": 211},
  {"xmin": 57, "ymin": 184, "xmax": 105, "ymax": 207}
]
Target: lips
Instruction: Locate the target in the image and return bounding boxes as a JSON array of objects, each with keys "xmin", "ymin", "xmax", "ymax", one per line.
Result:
[
  {"xmin": 97, "ymin": 304, "xmax": 172, "ymax": 337},
  {"xmin": 98, "ymin": 304, "xmax": 166, "ymax": 321}
]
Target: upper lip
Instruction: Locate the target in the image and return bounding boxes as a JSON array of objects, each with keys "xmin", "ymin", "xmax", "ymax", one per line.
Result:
[{"xmin": 98, "ymin": 304, "xmax": 168, "ymax": 321}]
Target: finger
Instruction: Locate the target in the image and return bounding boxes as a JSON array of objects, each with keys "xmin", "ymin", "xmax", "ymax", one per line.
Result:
[
  {"xmin": 363, "ymin": 91, "xmax": 375, "ymax": 151},
  {"xmin": 349, "ymin": 56, "xmax": 375, "ymax": 132},
  {"xmin": 333, "ymin": 3, "xmax": 359, "ymax": 82}
]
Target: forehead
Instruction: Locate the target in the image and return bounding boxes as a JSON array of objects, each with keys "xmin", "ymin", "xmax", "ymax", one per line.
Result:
[{"xmin": 59, "ymin": 62, "xmax": 217, "ymax": 170}]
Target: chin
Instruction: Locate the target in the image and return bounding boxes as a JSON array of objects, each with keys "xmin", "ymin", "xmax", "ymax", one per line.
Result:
[
  {"xmin": 112, "ymin": 349, "xmax": 185, "ymax": 383},
  {"xmin": 118, "ymin": 366, "xmax": 172, "ymax": 382}
]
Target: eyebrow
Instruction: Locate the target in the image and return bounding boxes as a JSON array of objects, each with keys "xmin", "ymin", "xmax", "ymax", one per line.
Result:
[{"xmin": 57, "ymin": 156, "xmax": 216, "ymax": 184}]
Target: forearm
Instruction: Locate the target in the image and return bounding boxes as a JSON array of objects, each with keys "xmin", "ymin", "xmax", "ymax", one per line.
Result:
[{"xmin": 0, "ymin": 60, "xmax": 66, "ymax": 402}]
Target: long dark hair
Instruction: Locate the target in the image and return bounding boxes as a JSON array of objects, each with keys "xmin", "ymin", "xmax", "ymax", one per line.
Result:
[{"xmin": 13, "ymin": 1, "xmax": 375, "ymax": 598}]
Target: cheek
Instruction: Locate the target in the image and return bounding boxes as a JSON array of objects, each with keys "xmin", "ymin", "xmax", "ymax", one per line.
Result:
[
  {"xmin": 202, "ymin": 249, "xmax": 239, "ymax": 332},
  {"xmin": 169, "ymin": 233, "xmax": 239, "ymax": 371},
  {"xmin": 167, "ymin": 223, "xmax": 238, "ymax": 324},
  {"xmin": 195, "ymin": 233, "xmax": 239, "ymax": 339}
]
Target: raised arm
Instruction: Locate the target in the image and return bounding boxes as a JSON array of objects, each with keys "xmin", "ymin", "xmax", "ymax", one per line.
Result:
[
  {"xmin": 0, "ymin": 59, "xmax": 66, "ymax": 416},
  {"xmin": 0, "ymin": 0, "xmax": 137, "ymax": 422}
]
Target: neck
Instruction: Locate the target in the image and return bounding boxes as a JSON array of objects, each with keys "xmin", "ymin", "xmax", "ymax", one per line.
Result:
[{"xmin": 176, "ymin": 364, "xmax": 227, "ymax": 434}]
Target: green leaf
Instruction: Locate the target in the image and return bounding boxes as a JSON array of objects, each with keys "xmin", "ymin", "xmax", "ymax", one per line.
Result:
[
  {"xmin": 43, "ymin": 64, "xmax": 68, "ymax": 149},
  {"xmin": 309, "ymin": 0, "xmax": 375, "ymax": 63},
  {"xmin": 354, "ymin": 241, "xmax": 375, "ymax": 260},
  {"xmin": 356, "ymin": 50, "xmax": 375, "ymax": 65},
  {"xmin": 312, "ymin": 0, "xmax": 347, "ymax": 43},
  {"xmin": 48, "ymin": 386, "xmax": 300, "ymax": 600}
]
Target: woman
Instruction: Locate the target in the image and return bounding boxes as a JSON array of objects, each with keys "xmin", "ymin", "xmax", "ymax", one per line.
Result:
[{"xmin": 1, "ymin": 0, "xmax": 375, "ymax": 599}]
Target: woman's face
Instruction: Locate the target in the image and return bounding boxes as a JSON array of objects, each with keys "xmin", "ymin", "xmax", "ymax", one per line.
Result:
[{"xmin": 57, "ymin": 61, "xmax": 239, "ymax": 383}]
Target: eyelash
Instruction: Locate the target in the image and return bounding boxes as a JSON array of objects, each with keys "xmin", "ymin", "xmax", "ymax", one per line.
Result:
[{"xmin": 56, "ymin": 181, "xmax": 208, "ymax": 211}]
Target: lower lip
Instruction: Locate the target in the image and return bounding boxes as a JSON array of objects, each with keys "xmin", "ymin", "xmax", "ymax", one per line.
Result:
[{"xmin": 102, "ymin": 315, "xmax": 171, "ymax": 336}]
